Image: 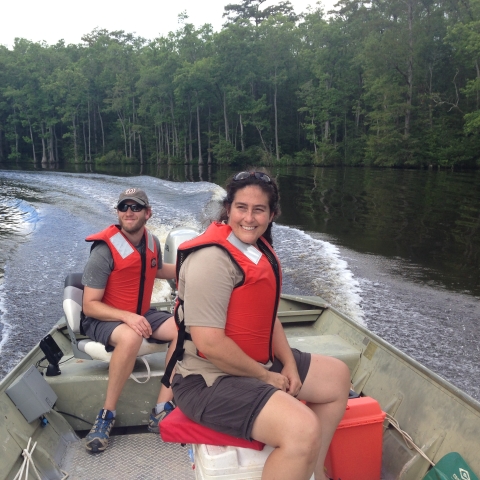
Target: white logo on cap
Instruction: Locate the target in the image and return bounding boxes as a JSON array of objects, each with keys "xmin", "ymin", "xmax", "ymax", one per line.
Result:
[{"xmin": 125, "ymin": 188, "xmax": 137, "ymax": 194}]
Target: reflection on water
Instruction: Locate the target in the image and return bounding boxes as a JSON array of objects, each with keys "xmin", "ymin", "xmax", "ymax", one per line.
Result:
[{"xmin": 278, "ymin": 167, "xmax": 480, "ymax": 296}]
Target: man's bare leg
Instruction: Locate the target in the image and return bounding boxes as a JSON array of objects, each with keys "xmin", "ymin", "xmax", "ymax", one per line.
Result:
[
  {"xmin": 104, "ymin": 323, "xmax": 143, "ymax": 411},
  {"xmin": 251, "ymin": 355, "xmax": 350, "ymax": 480},
  {"xmin": 298, "ymin": 355, "xmax": 350, "ymax": 479},
  {"xmin": 252, "ymin": 391, "xmax": 321, "ymax": 480},
  {"xmin": 85, "ymin": 324, "xmax": 143, "ymax": 452}
]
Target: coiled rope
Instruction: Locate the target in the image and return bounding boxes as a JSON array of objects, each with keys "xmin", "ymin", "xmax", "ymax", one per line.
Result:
[
  {"xmin": 13, "ymin": 437, "xmax": 69, "ymax": 480},
  {"xmin": 385, "ymin": 413, "xmax": 435, "ymax": 467}
]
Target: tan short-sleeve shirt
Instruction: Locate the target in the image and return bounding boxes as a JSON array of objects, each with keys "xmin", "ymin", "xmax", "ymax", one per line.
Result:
[{"xmin": 175, "ymin": 246, "xmax": 245, "ymax": 385}]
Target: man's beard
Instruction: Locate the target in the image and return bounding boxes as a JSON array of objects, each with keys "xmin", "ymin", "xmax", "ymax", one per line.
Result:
[{"xmin": 120, "ymin": 217, "xmax": 146, "ymax": 235}]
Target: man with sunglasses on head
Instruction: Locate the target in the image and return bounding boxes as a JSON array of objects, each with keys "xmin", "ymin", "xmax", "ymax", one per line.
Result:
[{"xmin": 81, "ymin": 188, "xmax": 176, "ymax": 453}]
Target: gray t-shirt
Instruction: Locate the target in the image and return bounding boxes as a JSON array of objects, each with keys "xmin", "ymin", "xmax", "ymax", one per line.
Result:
[{"xmin": 82, "ymin": 235, "xmax": 162, "ymax": 289}]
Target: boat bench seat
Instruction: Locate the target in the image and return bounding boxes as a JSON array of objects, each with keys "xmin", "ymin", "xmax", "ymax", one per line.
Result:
[
  {"xmin": 287, "ymin": 335, "xmax": 361, "ymax": 374},
  {"xmin": 62, "ymin": 273, "xmax": 168, "ymax": 362},
  {"xmin": 278, "ymin": 309, "xmax": 324, "ymax": 323}
]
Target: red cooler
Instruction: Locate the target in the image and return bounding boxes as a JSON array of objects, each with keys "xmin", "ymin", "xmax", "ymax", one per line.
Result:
[{"xmin": 325, "ymin": 396, "xmax": 386, "ymax": 480}]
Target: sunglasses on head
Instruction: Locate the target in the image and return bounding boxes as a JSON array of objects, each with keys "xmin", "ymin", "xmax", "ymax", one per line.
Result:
[
  {"xmin": 117, "ymin": 203, "xmax": 146, "ymax": 212},
  {"xmin": 233, "ymin": 171, "xmax": 271, "ymax": 183}
]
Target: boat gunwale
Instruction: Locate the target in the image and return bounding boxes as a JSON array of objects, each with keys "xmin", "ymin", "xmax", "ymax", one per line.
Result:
[{"xmin": 281, "ymin": 294, "xmax": 480, "ymax": 414}]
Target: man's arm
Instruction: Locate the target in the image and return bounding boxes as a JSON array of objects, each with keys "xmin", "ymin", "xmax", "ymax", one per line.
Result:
[
  {"xmin": 83, "ymin": 286, "xmax": 153, "ymax": 338},
  {"xmin": 156, "ymin": 262, "xmax": 175, "ymax": 280}
]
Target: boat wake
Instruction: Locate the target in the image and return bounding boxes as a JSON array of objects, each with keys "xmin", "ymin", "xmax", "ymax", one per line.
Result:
[{"xmin": 274, "ymin": 225, "xmax": 364, "ymax": 324}]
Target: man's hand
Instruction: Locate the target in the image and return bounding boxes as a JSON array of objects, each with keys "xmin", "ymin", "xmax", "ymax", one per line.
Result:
[
  {"xmin": 83, "ymin": 286, "xmax": 152, "ymax": 338},
  {"xmin": 260, "ymin": 370, "xmax": 291, "ymax": 392},
  {"xmin": 281, "ymin": 362, "xmax": 303, "ymax": 397},
  {"xmin": 123, "ymin": 313, "xmax": 152, "ymax": 338}
]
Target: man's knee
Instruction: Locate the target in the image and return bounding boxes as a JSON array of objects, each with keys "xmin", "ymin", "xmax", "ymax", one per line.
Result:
[
  {"xmin": 256, "ymin": 396, "xmax": 321, "ymax": 459},
  {"xmin": 153, "ymin": 316, "xmax": 177, "ymax": 342},
  {"xmin": 333, "ymin": 358, "xmax": 351, "ymax": 395},
  {"xmin": 109, "ymin": 326, "xmax": 143, "ymax": 351},
  {"xmin": 287, "ymin": 411, "xmax": 321, "ymax": 458}
]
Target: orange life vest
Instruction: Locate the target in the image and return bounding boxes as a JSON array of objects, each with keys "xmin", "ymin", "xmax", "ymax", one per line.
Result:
[
  {"xmin": 85, "ymin": 225, "xmax": 158, "ymax": 316},
  {"xmin": 176, "ymin": 222, "xmax": 282, "ymax": 364}
]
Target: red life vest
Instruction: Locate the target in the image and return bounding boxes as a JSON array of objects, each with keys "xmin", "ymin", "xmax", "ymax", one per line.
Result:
[
  {"xmin": 85, "ymin": 225, "xmax": 158, "ymax": 316},
  {"xmin": 176, "ymin": 222, "xmax": 282, "ymax": 364}
]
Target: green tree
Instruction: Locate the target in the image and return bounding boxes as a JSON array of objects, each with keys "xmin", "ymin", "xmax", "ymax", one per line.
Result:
[{"xmin": 223, "ymin": 0, "xmax": 297, "ymax": 27}]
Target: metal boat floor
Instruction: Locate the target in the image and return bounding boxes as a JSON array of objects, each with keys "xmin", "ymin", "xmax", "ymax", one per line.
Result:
[{"xmin": 60, "ymin": 433, "xmax": 195, "ymax": 479}]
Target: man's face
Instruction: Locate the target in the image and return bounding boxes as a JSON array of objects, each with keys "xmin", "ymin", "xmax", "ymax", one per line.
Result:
[{"xmin": 117, "ymin": 201, "xmax": 151, "ymax": 235}]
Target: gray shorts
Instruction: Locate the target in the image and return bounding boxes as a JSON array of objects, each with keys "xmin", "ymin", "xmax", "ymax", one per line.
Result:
[
  {"xmin": 81, "ymin": 308, "xmax": 172, "ymax": 352},
  {"xmin": 171, "ymin": 348, "xmax": 311, "ymax": 441}
]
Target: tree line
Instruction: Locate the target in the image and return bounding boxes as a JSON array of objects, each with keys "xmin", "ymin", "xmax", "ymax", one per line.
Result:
[{"xmin": 1, "ymin": 0, "xmax": 480, "ymax": 169}]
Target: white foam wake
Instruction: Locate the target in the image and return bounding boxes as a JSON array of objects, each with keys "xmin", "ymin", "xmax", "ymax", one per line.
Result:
[{"xmin": 274, "ymin": 225, "xmax": 364, "ymax": 324}]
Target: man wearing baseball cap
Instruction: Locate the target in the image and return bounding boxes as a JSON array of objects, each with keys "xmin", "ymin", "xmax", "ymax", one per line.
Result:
[{"xmin": 81, "ymin": 188, "xmax": 176, "ymax": 453}]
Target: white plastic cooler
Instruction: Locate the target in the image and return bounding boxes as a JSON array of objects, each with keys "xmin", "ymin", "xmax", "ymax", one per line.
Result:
[{"xmin": 193, "ymin": 443, "xmax": 314, "ymax": 480}]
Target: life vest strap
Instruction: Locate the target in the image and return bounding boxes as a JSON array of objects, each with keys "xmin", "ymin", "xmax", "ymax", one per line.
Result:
[{"xmin": 162, "ymin": 301, "xmax": 190, "ymax": 388}]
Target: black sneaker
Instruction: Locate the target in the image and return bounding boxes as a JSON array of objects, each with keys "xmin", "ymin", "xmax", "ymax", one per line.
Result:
[{"xmin": 85, "ymin": 409, "xmax": 115, "ymax": 453}]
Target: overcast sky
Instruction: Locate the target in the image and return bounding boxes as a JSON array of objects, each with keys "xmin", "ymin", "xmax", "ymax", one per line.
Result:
[{"xmin": 1, "ymin": 0, "xmax": 337, "ymax": 48}]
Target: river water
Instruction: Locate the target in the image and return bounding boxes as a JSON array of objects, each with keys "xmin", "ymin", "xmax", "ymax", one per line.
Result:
[{"xmin": 0, "ymin": 165, "xmax": 479, "ymax": 401}]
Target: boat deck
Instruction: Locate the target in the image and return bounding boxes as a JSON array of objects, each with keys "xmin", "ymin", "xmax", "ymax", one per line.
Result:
[{"xmin": 60, "ymin": 431, "xmax": 194, "ymax": 479}]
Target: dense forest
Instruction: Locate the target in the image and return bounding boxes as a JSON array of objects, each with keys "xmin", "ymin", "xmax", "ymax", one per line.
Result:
[{"xmin": 1, "ymin": 0, "xmax": 480, "ymax": 168}]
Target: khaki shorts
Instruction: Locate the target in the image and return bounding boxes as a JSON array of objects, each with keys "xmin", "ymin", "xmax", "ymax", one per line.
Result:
[
  {"xmin": 171, "ymin": 348, "xmax": 311, "ymax": 441},
  {"xmin": 81, "ymin": 308, "xmax": 172, "ymax": 352}
]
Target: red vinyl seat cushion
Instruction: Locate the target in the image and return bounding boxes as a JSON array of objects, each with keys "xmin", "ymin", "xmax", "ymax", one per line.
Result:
[{"xmin": 160, "ymin": 407, "xmax": 265, "ymax": 451}]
